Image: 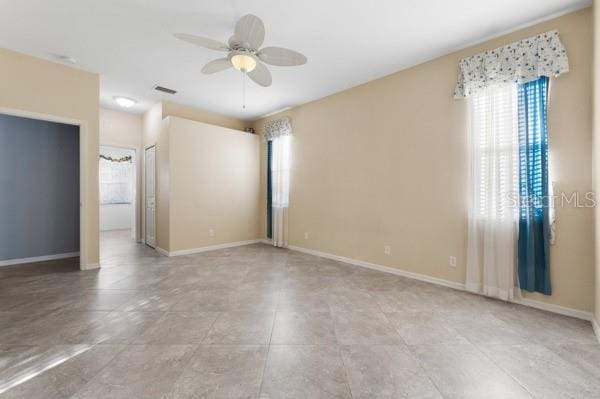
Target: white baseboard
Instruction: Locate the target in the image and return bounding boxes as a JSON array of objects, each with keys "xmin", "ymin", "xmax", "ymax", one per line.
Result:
[
  {"xmin": 81, "ymin": 263, "xmax": 100, "ymax": 271},
  {"xmin": 0, "ymin": 252, "xmax": 80, "ymax": 267},
  {"xmin": 159, "ymin": 239, "xmax": 261, "ymax": 257},
  {"xmin": 511, "ymin": 296, "xmax": 592, "ymax": 321},
  {"xmin": 287, "ymin": 244, "xmax": 592, "ymax": 321},
  {"xmin": 156, "ymin": 247, "xmax": 170, "ymax": 257},
  {"xmin": 288, "ymin": 245, "xmax": 465, "ymax": 291},
  {"xmin": 592, "ymin": 318, "xmax": 600, "ymax": 344}
]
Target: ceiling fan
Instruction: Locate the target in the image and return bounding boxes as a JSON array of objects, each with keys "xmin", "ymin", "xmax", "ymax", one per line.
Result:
[{"xmin": 174, "ymin": 14, "xmax": 307, "ymax": 88}]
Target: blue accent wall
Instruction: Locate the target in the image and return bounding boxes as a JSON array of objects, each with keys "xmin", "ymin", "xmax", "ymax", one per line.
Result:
[{"xmin": 0, "ymin": 114, "xmax": 80, "ymax": 261}]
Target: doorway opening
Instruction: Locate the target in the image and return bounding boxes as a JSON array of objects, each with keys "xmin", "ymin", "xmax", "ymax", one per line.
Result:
[
  {"xmin": 99, "ymin": 145, "xmax": 138, "ymax": 260},
  {"xmin": 144, "ymin": 145, "xmax": 156, "ymax": 248},
  {"xmin": 0, "ymin": 113, "xmax": 81, "ymax": 270}
]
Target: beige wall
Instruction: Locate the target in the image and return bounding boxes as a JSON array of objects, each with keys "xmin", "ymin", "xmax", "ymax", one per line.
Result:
[
  {"xmin": 99, "ymin": 108, "xmax": 143, "ymax": 241},
  {"xmin": 100, "ymin": 108, "xmax": 142, "ymax": 147},
  {"xmin": 0, "ymin": 48, "xmax": 100, "ymax": 267},
  {"xmin": 593, "ymin": 1, "xmax": 600, "ymax": 323},
  {"xmin": 162, "ymin": 101, "xmax": 248, "ymax": 132},
  {"xmin": 141, "ymin": 102, "xmax": 164, "ymax": 243},
  {"xmin": 143, "ymin": 101, "xmax": 247, "ymax": 148},
  {"xmin": 141, "ymin": 101, "xmax": 247, "ymax": 248},
  {"xmin": 142, "ymin": 102, "xmax": 163, "ymax": 148},
  {"xmin": 156, "ymin": 118, "xmax": 171, "ymax": 251},
  {"xmin": 254, "ymin": 8, "xmax": 594, "ymax": 312},
  {"xmin": 165, "ymin": 117, "xmax": 260, "ymax": 252}
]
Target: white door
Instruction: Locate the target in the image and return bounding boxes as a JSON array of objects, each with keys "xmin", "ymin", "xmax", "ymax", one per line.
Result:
[{"xmin": 145, "ymin": 146, "xmax": 156, "ymax": 248}]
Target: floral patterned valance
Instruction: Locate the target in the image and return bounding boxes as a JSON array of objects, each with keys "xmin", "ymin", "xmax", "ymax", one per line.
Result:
[
  {"xmin": 454, "ymin": 29, "xmax": 569, "ymax": 99},
  {"xmin": 263, "ymin": 117, "xmax": 292, "ymax": 141}
]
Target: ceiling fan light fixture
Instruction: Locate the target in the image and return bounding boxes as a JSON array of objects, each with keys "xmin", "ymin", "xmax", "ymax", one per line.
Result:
[
  {"xmin": 175, "ymin": 14, "xmax": 306, "ymax": 89},
  {"xmin": 231, "ymin": 54, "xmax": 256, "ymax": 72}
]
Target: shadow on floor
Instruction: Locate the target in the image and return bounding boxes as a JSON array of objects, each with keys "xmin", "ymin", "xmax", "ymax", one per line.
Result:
[{"xmin": 0, "ymin": 257, "xmax": 80, "ymax": 278}]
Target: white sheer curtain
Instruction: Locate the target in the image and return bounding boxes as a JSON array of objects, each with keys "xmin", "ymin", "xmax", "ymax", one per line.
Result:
[
  {"xmin": 271, "ymin": 135, "xmax": 291, "ymax": 247},
  {"xmin": 466, "ymin": 83, "xmax": 519, "ymax": 301}
]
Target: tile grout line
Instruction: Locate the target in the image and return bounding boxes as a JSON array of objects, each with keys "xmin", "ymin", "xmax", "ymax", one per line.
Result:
[
  {"xmin": 403, "ymin": 344, "xmax": 451, "ymax": 399},
  {"xmin": 87, "ymin": 297, "xmax": 221, "ymax": 399},
  {"xmin": 64, "ymin": 343, "xmax": 128, "ymax": 399},
  {"xmin": 257, "ymin": 301, "xmax": 278, "ymax": 397},
  {"xmin": 160, "ymin": 343, "xmax": 207, "ymax": 398},
  {"xmin": 198, "ymin": 311, "xmax": 226, "ymax": 345},
  {"xmin": 458, "ymin": 335, "xmax": 538, "ymax": 399},
  {"xmin": 323, "ymin": 300, "xmax": 356, "ymax": 398},
  {"xmin": 336, "ymin": 345, "xmax": 357, "ymax": 399}
]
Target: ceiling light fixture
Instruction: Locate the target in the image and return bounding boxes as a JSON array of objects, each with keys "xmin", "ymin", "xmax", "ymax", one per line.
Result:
[
  {"xmin": 229, "ymin": 52, "xmax": 257, "ymax": 109},
  {"xmin": 230, "ymin": 53, "xmax": 256, "ymax": 72},
  {"xmin": 50, "ymin": 53, "xmax": 77, "ymax": 64},
  {"xmin": 113, "ymin": 96, "xmax": 137, "ymax": 108},
  {"xmin": 174, "ymin": 14, "xmax": 307, "ymax": 110}
]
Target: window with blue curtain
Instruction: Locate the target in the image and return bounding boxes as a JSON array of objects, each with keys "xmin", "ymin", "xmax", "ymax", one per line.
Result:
[
  {"xmin": 266, "ymin": 140, "xmax": 273, "ymax": 239},
  {"xmin": 517, "ymin": 76, "xmax": 551, "ymax": 295}
]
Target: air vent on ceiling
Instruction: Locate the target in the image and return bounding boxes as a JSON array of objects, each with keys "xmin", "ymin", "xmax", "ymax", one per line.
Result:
[{"xmin": 153, "ymin": 85, "xmax": 177, "ymax": 95}]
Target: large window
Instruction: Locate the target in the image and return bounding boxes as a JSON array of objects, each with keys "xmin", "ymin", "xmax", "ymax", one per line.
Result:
[
  {"xmin": 467, "ymin": 77, "xmax": 551, "ymax": 298},
  {"xmin": 267, "ymin": 134, "xmax": 291, "ymax": 247},
  {"xmin": 470, "ymin": 83, "xmax": 519, "ymax": 222}
]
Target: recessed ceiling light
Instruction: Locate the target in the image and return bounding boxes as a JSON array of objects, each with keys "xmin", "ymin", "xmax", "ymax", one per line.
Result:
[
  {"xmin": 50, "ymin": 53, "xmax": 77, "ymax": 64},
  {"xmin": 113, "ymin": 96, "xmax": 137, "ymax": 108}
]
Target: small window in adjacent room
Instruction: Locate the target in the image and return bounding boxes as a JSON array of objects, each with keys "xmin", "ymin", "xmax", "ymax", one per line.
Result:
[{"xmin": 99, "ymin": 147, "xmax": 134, "ymax": 205}]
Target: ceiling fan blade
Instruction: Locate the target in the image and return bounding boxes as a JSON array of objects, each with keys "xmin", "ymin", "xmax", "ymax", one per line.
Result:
[
  {"xmin": 257, "ymin": 47, "xmax": 307, "ymax": 66},
  {"xmin": 232, "ymin": 14, "xmax": 265, "ymax": 49},
  {"xmin": 201, "ymin": 58, "xmax": 232, "ymax": 74},
  {"xmin": 247, "ymin": 61, "xmax": 272, "ymax": 87},
  {"xmin": 174, "ymin": 33, "xmax": 230, "ymax": 51}
]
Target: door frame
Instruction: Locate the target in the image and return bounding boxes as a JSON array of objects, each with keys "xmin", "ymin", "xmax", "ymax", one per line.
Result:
[
  {"xmin": 98, "ymin": 143, "xmax": 140, "ymax": 242},
  {"xmin": 0, "ymin": 107, "xmax": 89, "ymax": 270},
  {"xmin": 144, "ymin": 144, "xmax": 156, "ymax": 248}
]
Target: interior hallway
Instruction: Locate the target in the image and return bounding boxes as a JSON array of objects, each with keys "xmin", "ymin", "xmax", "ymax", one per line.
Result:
[
  {"xmin": 99, "ymin": 229, "xmax": 153, "ymax": 266},
  {"xmin": 0, "ymin": 231, "xmax": 599, "ymax": 398}
]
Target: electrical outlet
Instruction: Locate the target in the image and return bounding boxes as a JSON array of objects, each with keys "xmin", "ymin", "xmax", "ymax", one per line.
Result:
[
  {"xmin": 448, "ymin": 256, "xmax": 457, "ymax": 267},
  {"xmin": 384, "ymin": 245, "xmax": 391, "ymax": 256},
  {"xmin": 304, "ymin": 232, "xmax": 309, "ymax": 240},
  {"xmin": 209, "ymin": 229, "xmax": 215, "ymax": 237}
]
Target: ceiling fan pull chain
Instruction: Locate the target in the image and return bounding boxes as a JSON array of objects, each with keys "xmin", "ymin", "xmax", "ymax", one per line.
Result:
[{"xmin": 242, "ymin": 70, "xmax": 246, "ymax": 109}]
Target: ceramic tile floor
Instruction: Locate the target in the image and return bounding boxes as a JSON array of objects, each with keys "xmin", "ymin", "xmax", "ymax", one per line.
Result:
[{"xmin": 0, "ymin": 230, "xmax": 599, "ymax": 398}]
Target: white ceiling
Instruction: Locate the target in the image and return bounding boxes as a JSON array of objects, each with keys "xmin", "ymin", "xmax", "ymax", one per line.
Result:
[{"xmin": 0, "ymin": 0, "xmax": 591, "ymax": 120}]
